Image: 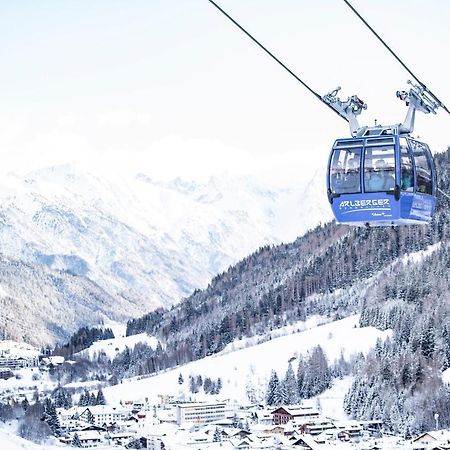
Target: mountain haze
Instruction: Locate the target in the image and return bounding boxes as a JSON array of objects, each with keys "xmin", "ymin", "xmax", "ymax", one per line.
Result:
[{"xmin": 0, "ymin": 161, "xmax": 330, "ymax": 344}]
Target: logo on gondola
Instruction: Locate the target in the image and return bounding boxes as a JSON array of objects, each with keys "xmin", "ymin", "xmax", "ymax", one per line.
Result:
[{"xmin": 339, "ymin": 199, "xmax": 391, "ymax": 211}]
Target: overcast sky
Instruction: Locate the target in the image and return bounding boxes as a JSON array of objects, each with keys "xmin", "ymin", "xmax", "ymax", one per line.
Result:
[{"xmin": 0, "ymin": 0, "xmax": 448, "ymax": 179}]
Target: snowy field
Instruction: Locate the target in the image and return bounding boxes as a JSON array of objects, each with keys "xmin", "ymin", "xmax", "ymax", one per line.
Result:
[
  {"xmin": 105, "ymin": 315, "xmax": 391, "ymax": 411},
  {"xmin": 76, "ymin": 332, "xmax": 159, "ymax": 360},
  {"xmin": 0, "ymin": 428, "xmax": 122, "ymax": 450}
]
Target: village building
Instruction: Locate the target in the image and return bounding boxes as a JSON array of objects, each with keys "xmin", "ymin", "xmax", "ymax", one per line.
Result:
[
  {"xmin": 81, "ymin": 405, "xmax": 129, "ymax": 427},
  {"xmin": 60, "ymin": 429, "xmax": 105, "ymax": 447},
  {"xmin": 271, "ymin": 406, "xmax": 320, "ymax": 425},
  {"xmin": 41, "ymin": 355, "xmax": 65, "ymax": 367},
  {"xmin": 412, "ymin": 430, "xmax": 450, "ymax": 450},
  {"xmin": 176, "ymin": 401, "xmax": 227, "ymax": 425},
  {"xmin": 0, "ymin": 355, "xmax": 39, "ymax": 369},
  {"xmin": 254, "ymin": 408, "xmax": 275, "ymax": 425},
  {"xmin": 0, "ymin": 368, "xmax": 14, "ymax": 380}
]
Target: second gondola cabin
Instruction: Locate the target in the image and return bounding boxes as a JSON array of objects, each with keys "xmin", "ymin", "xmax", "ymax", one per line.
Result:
[{"xmin": 327, "ymin": 125, "xmax": 437, "ymax": 226}]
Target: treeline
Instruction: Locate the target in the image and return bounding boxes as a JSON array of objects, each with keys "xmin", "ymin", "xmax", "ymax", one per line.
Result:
[
  {"xmin": 182, "ymin": 374, "xmax": 223, "ymax": 395},
  {"xmin": 121, "ymin": 222, "xmax": 440, "ymax": 380},
  {"xmin": 345, "ymin": 230, "xmax": 450, "ymax": 434},
  {"xmin": 53, "ymin": 326, "xmax": 114, "ymax": 357},
  {"xmin": 264, "ymin": 345, "xmax": 334, "ymax": 406},
  {"xmin": 118, "ymin": 149, "xmax": 450, "ymax": 377}
]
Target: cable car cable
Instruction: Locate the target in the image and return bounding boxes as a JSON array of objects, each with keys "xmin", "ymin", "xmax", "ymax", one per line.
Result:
[
  {"xmin": 206, "ymin": 0, "xmax": 349, "ymax": 123},
  {"xmin": 342, "ymin": 0, "xmax": 450, "ymax": 116}
]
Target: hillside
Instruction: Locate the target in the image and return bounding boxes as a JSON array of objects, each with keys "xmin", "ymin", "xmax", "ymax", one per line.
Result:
[
  {"xmin": 117, "ymin": 149, "xmax": 450, "ymax": 434},
  {"xmin": 105, "ymin": 315, "xmax": 391, "ymax": 406}
]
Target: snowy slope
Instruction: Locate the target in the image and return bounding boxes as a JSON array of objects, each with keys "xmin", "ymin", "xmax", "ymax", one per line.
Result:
[
  {"xmin": 0, "ymin": 428, "xmax": 118, "ymax": 450},
  {"xmin": 0, "ymin": 340, "xmax": 40, "ymax": 358},
  {"xmin": 0, "ymin": 161, "xmax": 331, "ymax": 344},
  {"xmin": 77, "ymin": 333, "xmax": 159, "ymax": 360},
  {"xmin": 104, "ymin": 315, "xmax": 391, "ymax": 406}
]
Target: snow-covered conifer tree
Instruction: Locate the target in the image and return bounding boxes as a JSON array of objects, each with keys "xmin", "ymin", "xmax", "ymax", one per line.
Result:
[{"xmin": 266, "ymin": 370, "xmax": 279, "ymax": 406}]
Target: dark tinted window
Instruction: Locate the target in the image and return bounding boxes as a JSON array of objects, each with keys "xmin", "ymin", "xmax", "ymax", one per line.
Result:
[
  {"xmin": 400, "ymin": 138, "xmax": 414, "ymax": 192},
  {"xmin": 330, "ymin": 147, "xmax": 361, "ymax": 194},
  {"xmin": 364, "ymin": 145, "xmax": 396, "ymax": 193},
  {"xmin": 410, "ymin": 140, "xmax": 432, "ymax": 195}
]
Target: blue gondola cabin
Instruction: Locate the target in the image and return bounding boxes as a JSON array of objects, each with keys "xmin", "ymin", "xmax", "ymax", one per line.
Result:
[{"xmin": 327, "ymin": 127, "xmax": 437, "ymax": 226}]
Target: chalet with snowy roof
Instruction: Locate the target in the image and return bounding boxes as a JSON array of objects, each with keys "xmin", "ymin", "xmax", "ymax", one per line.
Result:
[
  {"xmin": 41, "ymin": 355, "xmax": 65, "ymax": 367},
  {"xmin": 109, "ymin": 430, "xmax": 138, "ymax": 446},
  {"xmin": 333, "ymin": 420, "xmax": 363, "ymax": 439},
  {"xmin": 60, "ymin": 429, "xmax": 105, "ymax": 447},
  {"xmin": 293, "ymin": 434, "xmax": 323, "ymax": 450},
  {"xmin": 271, "ymin": 406, "xmax": 320, "ymax": 425},
  {"xmin": 78, "ymin": 405, "xmax": 129, "ymax": 427},
  {"xmin": 227, "ymin": 429, "xmax": 252, "ymax": 440},
  {"xmin": 300, "ymin": 417, "xmax": 337, "ymax": 436},
  {"xmin": 254, "ymin": 409, "xmax": 274, "ymax": 425},
  {"xmin": 412, "ymin": 431, "xmax": 450, "ymax": 450}
]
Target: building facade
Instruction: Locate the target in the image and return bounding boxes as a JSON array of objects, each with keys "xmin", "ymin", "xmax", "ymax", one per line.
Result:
[{"xmin": 176, "ymin": 402, "xmax": 227, "ymax": 426}]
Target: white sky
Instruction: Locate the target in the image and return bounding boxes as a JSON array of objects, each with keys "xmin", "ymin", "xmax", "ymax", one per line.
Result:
[{"xmin": 0, "ymin": 0, "xmax": 448, "ymax": 179}]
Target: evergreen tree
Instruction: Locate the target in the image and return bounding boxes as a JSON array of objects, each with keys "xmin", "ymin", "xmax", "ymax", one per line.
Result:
[
  {"xmin": 273, "ymin": 379, "xmax": 288, "ymax": 405},
  {"xmin": 283, "ymin": 362, "xmax": 298, "ymax": 404},
  {"xmin": 266, "ymin": 370, "xmax": 279, "ymax": 406},
  {"xmin": 79, "ymin": 390, "xmax": 89, "ymax": 406},
  {"xmin": 72, "ymin": 433, "xmax": 82, "ymax": 447},
  {"xmin": 96, "ymin": 389, "xmax": 106, "ymax": 406},
  {"xmin": 178, "ymin": 373, "xmax": 184, "ymax": 385},
  {"xmin": 420, "ymin": 320, "xmax": 435, "ymax": 358},
  {"xmin": 213, "ymin": 427, "xmax": 222, "ymax": 442},
  {"xmin": 189, "ymin": 375, "xmax": 198, "ymax": 394},
  {"xmin": 204, "ymin": 377, "xmax": 213, "ymax": 394},
  {"xmin": 21, "ymin": 397, "xmax": 29, "ymax": 412},
  {"xmin": 297, "ymin": 357, "xmax": 306, "ymax": 399},
  {"xmin": 42, "ymin": 398, "xmax": 61, "ymax": 437}
]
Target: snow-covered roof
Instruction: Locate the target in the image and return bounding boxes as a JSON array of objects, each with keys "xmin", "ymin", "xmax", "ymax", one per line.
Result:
[
  {"xmin": 271, "ymin": 405, "xmax": 320, "ymax": 417},
  {"xmin": 146, "ymin": 422, "xmax": 178, "ymax": 436},
  {"xmin": 176, "ymin": 401, "xmax": 227, "ymax": 408},
  {"xmin": 109, "ymin": 431, "xmax": 136, "ymax": 438},
  {"xmin": 413, "ymin": 430, "xmax": 450, "ymax": 443},
  {"xmin": 293, "ymin": 434, "xmax": 323, "ymax": 450},
  {"xmin": 85, "ymin": 405, "xmax": 128, "ymax": 415},
  {"xmin": 42, "ymin": 356, "xmax": 64, "ymax": 365},
  {"xmin": 57, "ymin": 406, "xmax": 82, "ymax": 417},
  {"xmin": 72, "ymin": 430, "xmax": 104, "ymax": 441},
  {"xmin": 333, "ymin": 419, "xmax": 363, "ymax": 430}
]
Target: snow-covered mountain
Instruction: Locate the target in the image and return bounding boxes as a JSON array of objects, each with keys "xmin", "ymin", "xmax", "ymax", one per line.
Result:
[{"xmin": 0, "ymin": 161, "xmax": 331, "ymax": 344}]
